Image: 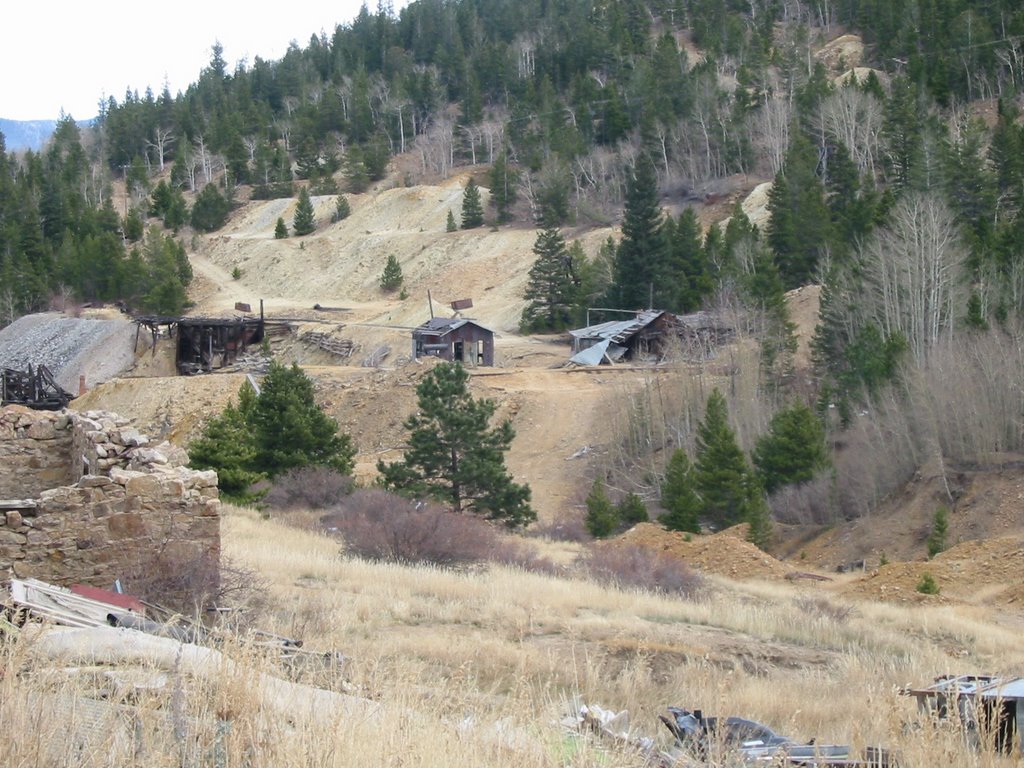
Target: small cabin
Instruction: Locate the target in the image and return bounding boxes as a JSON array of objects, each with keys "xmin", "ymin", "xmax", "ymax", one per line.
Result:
[{"xmin": 412, "ymin": 318, "xmax": 494, "ymax": 367}]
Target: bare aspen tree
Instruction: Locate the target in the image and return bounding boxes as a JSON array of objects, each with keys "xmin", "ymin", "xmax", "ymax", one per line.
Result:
[
  {"xmin": 147, "ymin": 127, "xmax": 175, "ymax": 172},
  {"xmin": 864, "ymin": 192, "xmax": 967, "ymax": 362},
  {"xmin": 817, "ymin": 86, "xmax": 883, "ymax": 177},
  {"xmin": 754, "ymin": 93, "xmax": 792, "ymax": 177}
]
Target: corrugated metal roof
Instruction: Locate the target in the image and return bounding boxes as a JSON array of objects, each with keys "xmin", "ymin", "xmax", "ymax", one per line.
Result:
[
  {"xmin": 413, "ymin": 317, "xmax": 493, "ymax": 337},
  {"xmin": 569, "ymin": 310, "xmax": 665, "ymax": 344}
]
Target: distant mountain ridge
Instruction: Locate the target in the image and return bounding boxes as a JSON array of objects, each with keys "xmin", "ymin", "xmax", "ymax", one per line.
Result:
[{"xmin": 0, "ymin": 118, "xmax": 93, "ymax": 152}]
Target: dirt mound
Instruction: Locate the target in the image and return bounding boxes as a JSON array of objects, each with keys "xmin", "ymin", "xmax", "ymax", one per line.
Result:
[
  {"xmin": 836, "ymin": 535, "xmax": 1024, "ymax": 605},
  {"xmin": 72, "ymin": 373, "xmax": 250, "ymax": 445},
  {"xmin": 0, "ymin": 312, "xmax": 136, "ymax": 391},
  {"xmin": 616, "ymin": 522, "xmax": 794, "ymax": 581}
]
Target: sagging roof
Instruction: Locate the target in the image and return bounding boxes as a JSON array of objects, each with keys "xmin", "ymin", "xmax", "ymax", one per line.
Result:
[
  {"xmin": 413, "ymin": 317, "xmax": 493, "ymax": 336},
  {"xmin": 569, "ymin": 309, "xmax": 665, "ymax": 344}
]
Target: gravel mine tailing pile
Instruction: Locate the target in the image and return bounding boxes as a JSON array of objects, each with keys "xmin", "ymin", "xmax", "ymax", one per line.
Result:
[
  {"xmin": 0, "ymin": 312, "xmax": 136, "ymax": 391},
  {"xmin": 616, "ymin": 522, "xmax": 794, "ymax": 581}
]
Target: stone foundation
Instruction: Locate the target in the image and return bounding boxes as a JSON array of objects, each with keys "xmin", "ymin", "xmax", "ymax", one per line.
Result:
[{"xmin": 0, "ymin": 405, "xmax": 219, "ymax": 600}]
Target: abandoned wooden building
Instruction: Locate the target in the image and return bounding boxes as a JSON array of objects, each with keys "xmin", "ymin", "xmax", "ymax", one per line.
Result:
[
  {"xmin": 411, "ymin": 317, "xmax": 495, "ymax": 366},
  {"xmin": 135, "ymin": 315, "xmax": 265, "ymax": 375},
  {"xmin": 568, "ymin": 309, "xmax": 734, "ymax": 365}
]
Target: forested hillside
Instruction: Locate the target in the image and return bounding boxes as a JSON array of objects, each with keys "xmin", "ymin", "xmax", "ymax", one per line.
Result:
[{"xmin": 2, "ymin": 0, "xmax": 1024, "ymax": 529}]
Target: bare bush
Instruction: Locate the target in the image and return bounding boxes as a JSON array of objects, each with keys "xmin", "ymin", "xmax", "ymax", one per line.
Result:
[
  {"xmin": 322, "ymin": 489, "xmax": 503, "ymax": 567},
  {"xmin": 263, "ymin": 466, "xmax": 354, "ymax": 511},
  {"xmin": 580, "ymin": 544, "xmax": 704, "ymax": 597},
  {"xmin": 527, "ymin": 505, "xmax": 591, "ymax": 543},
  {"xmin": 794, "ymin": 596, "xmax": 854, "ymax": 623},
  {"xmin": 769, "ymin": 474, "xmax": 836, "ymax": 525}
]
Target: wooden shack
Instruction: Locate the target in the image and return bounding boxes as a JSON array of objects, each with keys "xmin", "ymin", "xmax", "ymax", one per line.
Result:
[{"xmin": 412, "ymin": 318, "xmax": 494, "ymax": 367}]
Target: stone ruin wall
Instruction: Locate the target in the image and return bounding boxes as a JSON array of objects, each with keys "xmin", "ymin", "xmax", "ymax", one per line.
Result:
[{"xmin": 0, "ymin": 405, "xmax": 220, "ymax": 593}]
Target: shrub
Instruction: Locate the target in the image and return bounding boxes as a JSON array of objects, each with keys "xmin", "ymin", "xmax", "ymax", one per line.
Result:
[
  {"xmin": 528, "ymin": 507, "xmax": 591, "ymax": 542},
  {"xmin": 916, "ymin": 573, "xmax": 940, "ymax": 595},
  {"xmin": 322, "ymin": 489, "xmax": 502, "ymax": 567},
  {"xmin": 263, "ymin": 466, "xmax": 354, "ymax": 511},
  {"xmin": 581, "ymin": 544, "xmax": 704, "ymax": 597}
]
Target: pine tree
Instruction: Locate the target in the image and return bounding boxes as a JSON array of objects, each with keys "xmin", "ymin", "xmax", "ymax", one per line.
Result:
[
  {"xmin": 694, "ymin": 389, "xmax": 750, "ymax": 528},
  {"xmin": 293, "ymin": 188, "xmax": 316, "ymax": 236},
  {"xmin": 377, "ymin": 362, "xmax": 534, "ymax": 528},
  {"xmin": 446, "ymin": 210, "xmax": 458, "ymax": 232},
  {"xmin": 742, "ymin": 474, "xmax": 773, "ymax": 551},
  {"xmin": 608, "ymin": 153, "xmax": 666, "ymax": 309},
  {"xmin": 190, "ymin": 183, "xmax": 232, "ymax": 232},
  {"xmin": 585, "ymin": 477, "xmax": 618, "ymax": 538},
  {"xmin": 274, "ymin": 217, "xmax": 289, "ymax": 239},
  {"xmin": 660, "ymin": 448, "xmax": 701, "ymax": 533},
  {"xmin": 767, "ymin": 132, "xmax": 832, "ymax": 288},
  {"xmin": 488, "ymin": 150, "xmax": 518, "ymax": 223},
  {"xmin": 332, "ymin": 195, "xmax": 351, "ymax": 222},
  {"xmin": 617, "ymin": 492, "xmax": 649, "ymax": 526},
  {"xmin": 379, "ymin": 253, "xmax": 403, "ymax": 292},
  {"xmin": 752, "ymin": 401, "xmax": 830, "ymax": 494},
  {"xmin": 521, "ymin": 228, "xmax": 577, "ymax": 332},
  {"xmin": 461, "ymin": 177, "xmax": 484, "ymax": 229},
  {"xmin": 249, "ymin": 361, "xmax": 355, "ymax": 476},
  {"xmin": 189, "ymin": 386, "xmax": 264, "ymax": 502},
  {"xmin": 666, "ymin": 208, "xmax": 712, "ymax": 312},
  {"xmin": 927, "ymin": 506, "xmax": 949, "ymax": 558}
]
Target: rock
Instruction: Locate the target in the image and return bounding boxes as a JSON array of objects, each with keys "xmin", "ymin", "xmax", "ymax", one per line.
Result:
[
  {"xmin": 5, "ymin": 510, "xmax": 23, "ymax": 528},
  {"xmin": 78, "ymin": 475, "xmax": 113, "ymax": 488},
  {"xmin": 125, "ymin": 474, "xmax": 163, "ymax": 497}
]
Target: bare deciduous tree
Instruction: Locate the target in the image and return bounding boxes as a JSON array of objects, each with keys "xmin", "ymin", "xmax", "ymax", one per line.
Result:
[
  {"xmin": 147, "ymin": 127, "xmax": 175, "ymax": 172},
  {"xmin": 864, "ymin": 192, "xmax": 967, "ymax": 362},
  {"xmin": 817, "ymin": 86, "xmax": 884, "ymax": 177}
]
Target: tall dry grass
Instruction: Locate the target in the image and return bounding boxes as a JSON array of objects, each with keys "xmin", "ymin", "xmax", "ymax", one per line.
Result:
[{"xmin": 2, "ymin": 504, "xmax": 1021, "ymax": 766}]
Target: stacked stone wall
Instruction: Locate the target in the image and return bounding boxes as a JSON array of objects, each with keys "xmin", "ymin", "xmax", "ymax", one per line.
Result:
[
  {"xmin": 0, "ymin": 405, "xmax": 219, "ymax": 598},
  {"xmin": 0, "ymin": 408, "xmax": 74, "ymax": 497}
]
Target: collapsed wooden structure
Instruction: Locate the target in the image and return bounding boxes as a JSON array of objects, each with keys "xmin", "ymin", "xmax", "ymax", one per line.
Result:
[
  {"xmin": 904, "ymin": 675, "xmax": 1024, "ymax": 754},
  {"xmin": 568, "ymin": 310, "xmax": 733, "ymax": 366},
  {"xmin": 134, "ymin": 315, "xmax": 266, "ymax": 375},
  {"xmin": 0, "ymin": 364, "xmax": 73, "ymax": 410}
]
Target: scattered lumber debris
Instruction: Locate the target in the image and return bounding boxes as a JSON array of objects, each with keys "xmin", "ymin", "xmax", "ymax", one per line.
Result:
[
  {"xmin": 0, "ymin": 364, "xmax": 73, "ymax": 410},
  {"xmin": 362, "ymin": 344, "xmax": 391, "ymax": 367},
  {"xmin": 299, "ymin": 329, "xmax": 357, "ymax": 359}
]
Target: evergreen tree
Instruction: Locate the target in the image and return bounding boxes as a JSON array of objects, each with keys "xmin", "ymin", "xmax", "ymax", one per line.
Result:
[
  {"xmin": 742, "ymin": 474, "xmax": 773, "ymax": 551},
  {"xmin": 694, "ymin": 389, "xmax": 750, "ymax": 528},
  {"xmin": 488, "ymin": 150, "xmax": 518, "ymax": 223},
  {"xmin": 666, "ymin": 208, "xmax": 712, "ymax": 312},
  {"xmin": 249, "ymin": 361, "xmax": 356, "ymax": 477},
  {"xmin": 379, "ymin": 253, "xmax": 403, "ymax": 292},
  {"xmin": 752, "ymin": 402, "xmax": 830, "ymax": 494},
  {"xmin": 617, "ymin": 492, "xmax": 649, "ymax": 526},
  {"xmin": 275, "ymin": 217, "xmax": 289, "ymax": 238},
  {"xmin": 660, "ymin": 448, "xmax": 701, "ymax": 533},
  {"xmin": 767, "ymin": 132, "xmax": 832, "ymax": 288},
  {"xmin": 461, "ymin": 177, "xmax": 484, "ymax": 229},
  {"xmin": 293, "ymin": 187, "xmax": 316, "ymax": 236},
  {"xmin": 521, "ymin": 228, "xmax": 577, "ymax": 332},
  {"xmin": 608, "ymin": 153, "xmax": 666, "ymax": 309},
  {"xmin": 190, "ymin": 183, "xmax": 231, "ymax": 232},
  {"xmin": 332, "ymin": 195, "xmax": 351, "ymax": 222},
  {"xmin": 585, "ymin": 477, "xmax": 618, "ymax": 538},
  {"xmin": 927, "ymin": 506, "xmax": 949, "ymax": 558},
  {"xmin": 377, "ymin": 362, "xmax": 534, "ymax": 528},
  {"xmin": 446, "ymin": 210, "xmax": 458, "ymax": 232},
  {"xmin": 189, "ymin": 386, "xmax": 264, "ymax": 502}
]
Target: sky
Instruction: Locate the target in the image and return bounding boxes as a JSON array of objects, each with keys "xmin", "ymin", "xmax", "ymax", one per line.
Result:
[{"xmin": 2, "ymin": 1, "xmax": 408, "ymax": 122}]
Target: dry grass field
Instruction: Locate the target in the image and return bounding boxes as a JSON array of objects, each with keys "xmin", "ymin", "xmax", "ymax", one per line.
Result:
[{"xmin": 5, "ymin": 504, "xmax": 1022, "ymax": 766}]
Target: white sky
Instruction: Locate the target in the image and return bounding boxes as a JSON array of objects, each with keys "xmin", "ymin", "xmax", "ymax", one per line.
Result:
[{"xmin": 3, "ymin": 1, "xmax": 409, "ymax": 121}]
